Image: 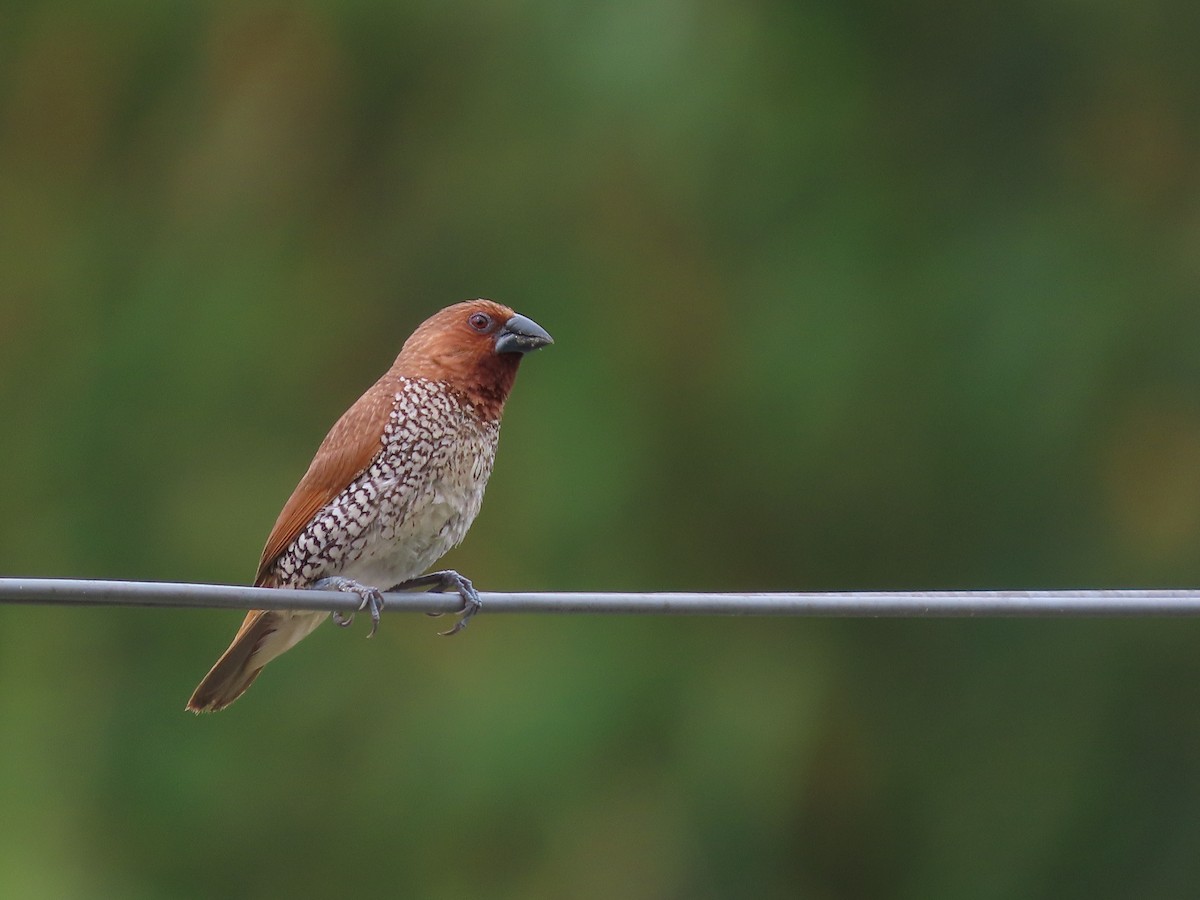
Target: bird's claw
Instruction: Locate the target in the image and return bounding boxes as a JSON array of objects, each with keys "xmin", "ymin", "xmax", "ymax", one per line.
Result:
[
  {"xmin": 362, "ymin": 589, "xmax": 384, "ymax": 638},
  {"xmin": 314, "ymin": 577, "xmax": 385, "ymax": 638},
  {"xmin": 383, "ymin": 569, "xmax": 483, "ymax": 636},
  {"xmin": 433, "ymin": 573, "xmax": 482, "ymax": 637}
]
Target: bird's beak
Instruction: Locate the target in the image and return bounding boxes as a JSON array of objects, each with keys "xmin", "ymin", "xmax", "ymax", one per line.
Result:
[{"xmin": 495, "ymin": 314, "xmax": 554, "ymax": 355}]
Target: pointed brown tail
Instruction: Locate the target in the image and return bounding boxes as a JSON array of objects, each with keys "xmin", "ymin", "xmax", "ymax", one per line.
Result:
[
  {"xmin": 186, "ymin": 664, "xmax": 264, "ymax": 713},
  {"xmin": 186, "ymin": 610, "xmax": 275, "ymax": 713}
]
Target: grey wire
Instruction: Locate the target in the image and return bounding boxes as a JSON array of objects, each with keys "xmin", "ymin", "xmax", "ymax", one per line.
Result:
[{"xmin": 2, "ymin": 578, "xmax": 1200, "ymax": 617}]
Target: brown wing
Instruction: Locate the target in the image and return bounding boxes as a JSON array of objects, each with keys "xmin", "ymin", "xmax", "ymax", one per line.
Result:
[{"xmin": 254, "ymin": 376, "xmax": 398, "ymax": 585}]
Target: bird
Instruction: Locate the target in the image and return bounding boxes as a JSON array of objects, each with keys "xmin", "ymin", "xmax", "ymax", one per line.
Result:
[{"xmin": 186, "ymin": 299, "xmax": 553, "ymax": 713}]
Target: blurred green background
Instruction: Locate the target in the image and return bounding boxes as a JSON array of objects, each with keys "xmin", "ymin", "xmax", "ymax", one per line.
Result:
[{"xmin": 3, "ymin": 1, "xmax": 1200, "ymax": 897}]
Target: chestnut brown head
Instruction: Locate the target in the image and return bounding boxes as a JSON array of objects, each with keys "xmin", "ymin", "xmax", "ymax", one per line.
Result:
[{"xmin": 395, "ymin": 299, "xmax": 553, "ymax": 414}]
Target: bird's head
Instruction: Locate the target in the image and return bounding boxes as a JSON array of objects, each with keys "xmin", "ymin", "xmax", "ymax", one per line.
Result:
[{"xmin": 395, "ymin": 299, "xmax": 553, "ymax": 414}]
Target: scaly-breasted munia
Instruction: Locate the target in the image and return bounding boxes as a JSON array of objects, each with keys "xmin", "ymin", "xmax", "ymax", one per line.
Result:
[{"xmin": 186, "ymin": 299, "xmax": 552, "ymax": 712}]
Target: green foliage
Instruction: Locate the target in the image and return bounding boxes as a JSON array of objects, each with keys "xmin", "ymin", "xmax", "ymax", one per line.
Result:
[{"xmin": 3, "ymin": 1, "xmax": 1200, "ymax": 896}]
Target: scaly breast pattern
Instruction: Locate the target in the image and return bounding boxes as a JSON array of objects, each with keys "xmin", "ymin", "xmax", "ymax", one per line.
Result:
[{"xmin": 269, "ymin": 377, "xmax": 500, "ymax": 591}]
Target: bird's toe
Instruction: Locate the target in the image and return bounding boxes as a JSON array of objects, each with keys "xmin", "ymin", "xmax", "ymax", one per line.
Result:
[{"xmin": 438, "ymin": 573, "xmax": 482, "ymax": 637}]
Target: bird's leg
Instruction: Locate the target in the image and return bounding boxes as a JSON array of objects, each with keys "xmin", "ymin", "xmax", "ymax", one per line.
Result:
[
  {"xmin": 386, "ymin": 570, "xmax": 482, "ymax": 637},
  {"xmin": 311, "ymin": 576, "xmax": 385, "ymax": 638}
]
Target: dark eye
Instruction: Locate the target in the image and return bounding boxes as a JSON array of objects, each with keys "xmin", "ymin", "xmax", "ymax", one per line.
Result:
[{"xmin": 468, "ymin": 312, "xmax": 492, "ymax": 332}]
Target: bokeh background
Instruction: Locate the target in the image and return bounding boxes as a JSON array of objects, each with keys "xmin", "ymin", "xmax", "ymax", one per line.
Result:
[{"xmin": 3, "ymin": 2, "xmax": 1200, "ymax": 897}]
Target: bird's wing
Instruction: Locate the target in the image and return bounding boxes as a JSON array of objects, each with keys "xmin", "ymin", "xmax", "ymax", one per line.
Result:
[{"xmin": 254, "ymin": 378, "xmax": 398, "ymax": 585}]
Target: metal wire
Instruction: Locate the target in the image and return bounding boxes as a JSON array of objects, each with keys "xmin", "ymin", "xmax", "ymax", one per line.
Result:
[{"xmin": 2, "ymin": 578, "xmax": 1200, "ymax": 617}]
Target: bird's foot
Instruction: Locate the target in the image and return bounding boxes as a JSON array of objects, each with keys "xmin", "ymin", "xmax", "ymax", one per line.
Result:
[
  {"xmin": 312, "ymin": 576, "xmax": 385, "ymax": 638},
  {"xmin": 386, "ymin": 570, "xmax": 482, "ymax": 637}
]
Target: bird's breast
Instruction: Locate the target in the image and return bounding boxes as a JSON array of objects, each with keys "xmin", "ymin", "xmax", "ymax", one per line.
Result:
[{"xmin": 270, "ymin": 382, "xmax": 501, "ymax": 589}]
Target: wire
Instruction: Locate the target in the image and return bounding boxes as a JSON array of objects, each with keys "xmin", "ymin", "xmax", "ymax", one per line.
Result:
[{"xmin": 2, "ymin": 578, "xmax": 1200, "ymax": 617}]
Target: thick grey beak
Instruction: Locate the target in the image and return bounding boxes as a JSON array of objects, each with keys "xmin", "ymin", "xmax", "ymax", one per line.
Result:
[{"xmin": 495, "ymin": 313, "xmax": 554, "ymax": 355}]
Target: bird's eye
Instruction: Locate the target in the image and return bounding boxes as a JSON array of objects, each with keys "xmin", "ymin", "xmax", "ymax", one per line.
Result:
[{"xmin": 468, "ymin": 313, "xmax": 492, "ymax": 332}]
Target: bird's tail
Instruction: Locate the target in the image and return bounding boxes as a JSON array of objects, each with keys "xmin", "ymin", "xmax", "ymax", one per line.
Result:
[
  {"xmin": 186, "ymin": 608, "xmax": 329, "ymax": 713},
  {"xmin": 186, "ymin": 610, "xmax": 274, "ymax": 713}
]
